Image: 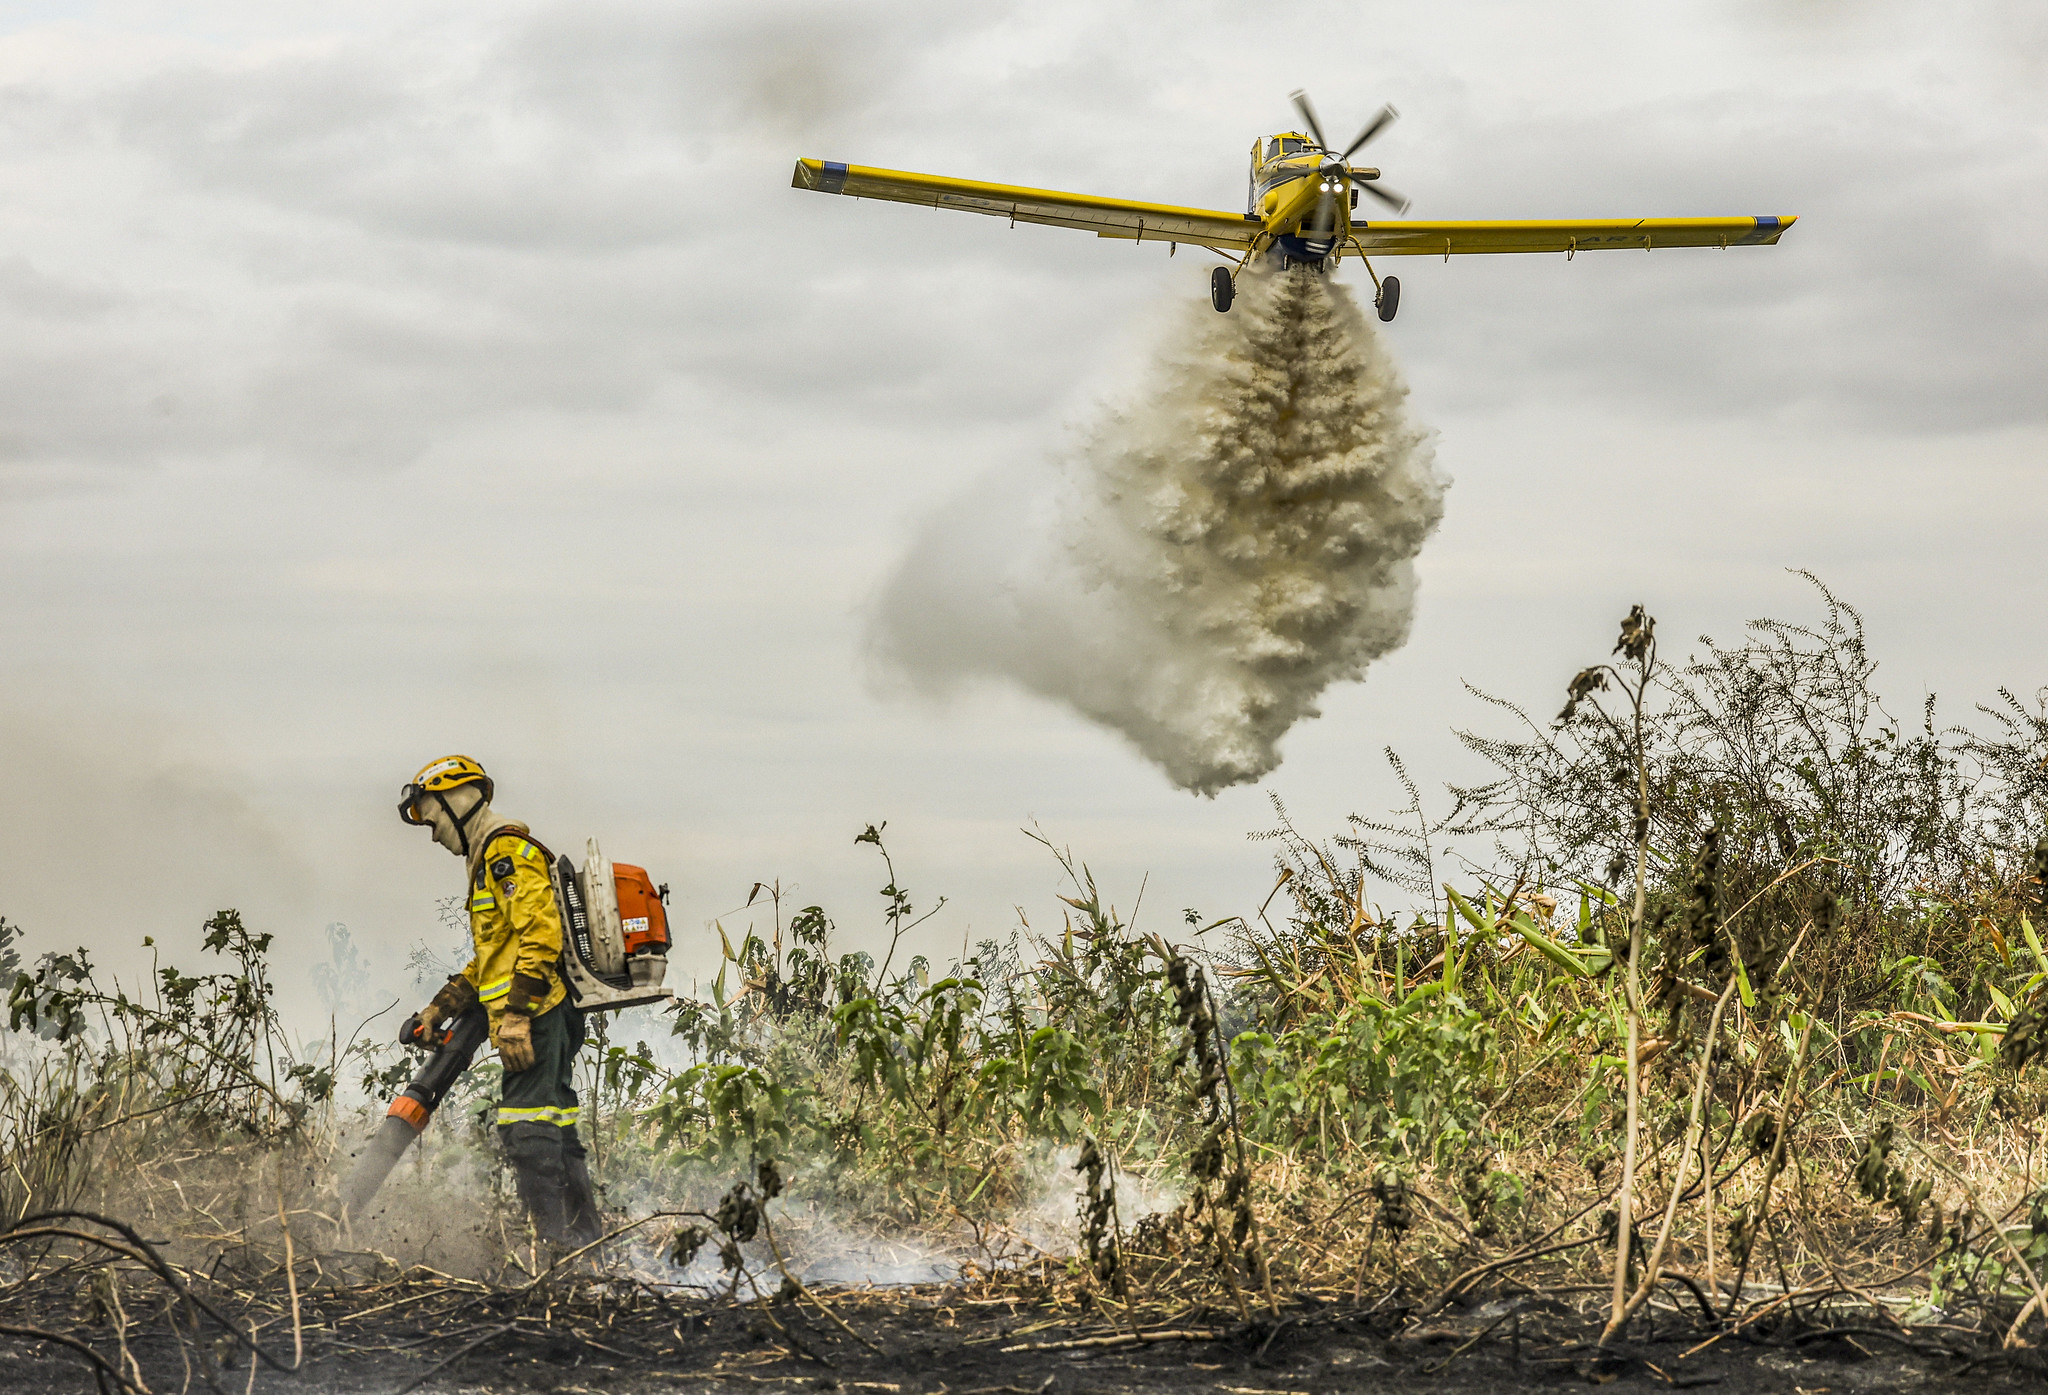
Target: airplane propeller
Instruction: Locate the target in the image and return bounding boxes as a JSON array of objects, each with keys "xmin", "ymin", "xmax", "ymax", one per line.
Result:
[{"xmin": 1289, "ymin": 89, "xmax": 1411, "ymax": 215}]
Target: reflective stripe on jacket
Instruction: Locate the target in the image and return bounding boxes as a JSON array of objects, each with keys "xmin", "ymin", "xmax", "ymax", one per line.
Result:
[{"xmin": 461, "ymin": 822, "xmax": 568, "ymax": 1025}]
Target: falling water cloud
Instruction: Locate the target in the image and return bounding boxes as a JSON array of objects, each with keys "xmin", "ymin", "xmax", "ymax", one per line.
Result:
[{"xmin": 870, "ymin": 265, "xmax": 1448, "ymax": 795}]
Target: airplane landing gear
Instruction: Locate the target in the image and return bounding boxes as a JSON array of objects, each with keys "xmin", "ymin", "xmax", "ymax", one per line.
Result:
[
  {"xmin": 1210, "ymin": 265, "xmax": 1234, "ymax": 313},
  {"xmin": 1376, "ymin": 274, "xmax": 1400, "ymax": 322}
]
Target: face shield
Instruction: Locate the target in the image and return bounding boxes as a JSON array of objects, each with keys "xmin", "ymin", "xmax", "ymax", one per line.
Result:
[{"xmin": 398, "ymin": 784, "xmax": 432, "ymax": 825}]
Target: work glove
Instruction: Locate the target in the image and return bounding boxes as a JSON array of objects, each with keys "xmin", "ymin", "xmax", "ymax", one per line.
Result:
[
  {"xmin": 494, "ymin": 1010, "xmax": 535, "ymax": 1073},
  {"xmin": 419, "ymin": 974, "xmax": 478, "ymax": 1041}
]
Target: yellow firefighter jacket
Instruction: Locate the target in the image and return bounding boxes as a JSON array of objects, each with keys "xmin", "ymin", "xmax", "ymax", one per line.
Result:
[{"xmin": 462, "ymin": 822, "xmax": 568, "ymax": 1025}]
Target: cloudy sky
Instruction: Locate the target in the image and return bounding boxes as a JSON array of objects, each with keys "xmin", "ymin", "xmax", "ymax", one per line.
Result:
[{"xmin": 2, "ymin": 0, "xmax": 2044, "ymax": 1020}]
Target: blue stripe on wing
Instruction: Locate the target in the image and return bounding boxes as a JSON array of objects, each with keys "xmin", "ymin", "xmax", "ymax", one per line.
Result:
[{"xmin": 1736, "ymin": 215, "xmax": 1782, "ymax": 245}]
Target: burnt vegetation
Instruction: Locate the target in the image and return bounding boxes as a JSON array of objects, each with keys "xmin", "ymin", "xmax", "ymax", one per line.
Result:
[{"xmin": 8, "ymin": 580, "xmax": 2048, "ymax": 1389}]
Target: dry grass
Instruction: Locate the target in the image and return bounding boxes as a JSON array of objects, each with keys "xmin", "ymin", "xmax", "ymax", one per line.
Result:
[{"xmin": 10, "ymin": 591, "xmax": 2048, "ymax": 1385}]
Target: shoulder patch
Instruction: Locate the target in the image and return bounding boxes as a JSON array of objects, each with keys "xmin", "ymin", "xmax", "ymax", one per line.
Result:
[{"xmin": 491, "ymin": 856, "xmax": 515, "ymax": 880}]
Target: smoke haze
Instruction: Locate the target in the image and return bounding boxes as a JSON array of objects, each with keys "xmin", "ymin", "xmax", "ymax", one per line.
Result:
[
  {"xmin": 3, "ymin": 0, "xmax": 2041, "ymax": 993},
  {"xmin": 871, "ymin": 266, "xmax": 1447, "ymax": 795}
]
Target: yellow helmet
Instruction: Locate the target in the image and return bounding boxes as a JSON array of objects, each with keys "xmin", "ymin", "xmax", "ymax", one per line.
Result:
[{"xmin": 398, "ymin": 755, "xmax": 494, "ymax": 827}]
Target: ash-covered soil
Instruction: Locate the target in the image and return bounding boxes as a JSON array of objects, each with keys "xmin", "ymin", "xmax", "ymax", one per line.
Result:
[{"xmin": 3, "ymin": 1285, "xmax": 2031, "ymax": 1395}]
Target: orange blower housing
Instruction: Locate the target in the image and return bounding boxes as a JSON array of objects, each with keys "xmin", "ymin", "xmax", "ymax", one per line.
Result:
[
  {"xmin": 612, "ymin": 862, "xmax": 671, "ymax": 957},
  {"xmin": 550, "ymin": 838, "xmax": 676, "ymax": 1011}
]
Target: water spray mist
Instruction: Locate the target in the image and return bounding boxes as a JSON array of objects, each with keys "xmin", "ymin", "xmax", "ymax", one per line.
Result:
[{"xmin": 872, "ymin": 265, "xmax": 1446, "ymax": 793}]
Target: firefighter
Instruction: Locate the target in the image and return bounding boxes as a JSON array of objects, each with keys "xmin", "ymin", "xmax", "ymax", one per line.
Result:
[{"xmin": 399, "ymin": 755, "xmax": 599, "ymax": 1247}]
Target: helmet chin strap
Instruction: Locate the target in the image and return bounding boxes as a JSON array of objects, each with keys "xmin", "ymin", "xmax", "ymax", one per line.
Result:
[{"xmin": 433, "ymin": 789, "xmax": 487, "ymax": 859}]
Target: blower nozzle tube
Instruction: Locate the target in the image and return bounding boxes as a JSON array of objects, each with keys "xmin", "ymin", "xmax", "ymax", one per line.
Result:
[{"xmin": 340, "ymin": 1004, "xmax": 491, "ymax": 1220}]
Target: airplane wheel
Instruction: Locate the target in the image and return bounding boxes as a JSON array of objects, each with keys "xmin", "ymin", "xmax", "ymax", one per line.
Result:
[
  {"xmin": 1376, "ymin": 275, "xmax": 1401, "ymax": 322},
  {"xmin": 1210, "ymin": 265, "xmax": 1234, "ymax": 313}
]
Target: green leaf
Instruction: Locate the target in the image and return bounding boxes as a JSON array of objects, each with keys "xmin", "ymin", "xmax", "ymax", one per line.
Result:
[
  {"xmin": 1987, "ymin": 982, "xmax": 2016, "ymax": 1019},
  {"xmin": 1513, "ymin": 922, "xmax": 1591, "ymax": 978},
  {"xmin": 2024, "ymin": 916, "xmax": 2048, "ymax": 975},
  {"xmin": 1445, "ymin": 885, "xmax": 1491, "ymax": 936}
]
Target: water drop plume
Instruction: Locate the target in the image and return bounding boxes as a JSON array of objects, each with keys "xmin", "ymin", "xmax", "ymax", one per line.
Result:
[{"xmin": 870, "ymin": 265, "xmax": 1447, "ymax": 795}]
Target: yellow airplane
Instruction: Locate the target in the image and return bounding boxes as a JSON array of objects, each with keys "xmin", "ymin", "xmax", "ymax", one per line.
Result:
[{"xmin": 793, "ymin": 91, "xmax": 1795, "ymax": 322}]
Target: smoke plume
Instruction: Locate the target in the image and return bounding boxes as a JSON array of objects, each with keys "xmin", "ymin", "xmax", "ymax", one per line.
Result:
[{"xmin": 870, "ymin": 265, "xmax": 1447, "ymax": 794}]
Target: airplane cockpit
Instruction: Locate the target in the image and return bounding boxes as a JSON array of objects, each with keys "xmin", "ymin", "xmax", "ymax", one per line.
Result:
[
  {"xmin": 1248, "ymin": 132, "xmax": 1316, "ymax": 213},
  {"xmin": 1252, "ymin": 134, "xmax": 1312, "ymax": 168}
]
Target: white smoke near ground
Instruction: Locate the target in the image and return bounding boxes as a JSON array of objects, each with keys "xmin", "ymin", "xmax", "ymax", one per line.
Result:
[
  {"xmin": 1004, "ymin": 1141, "xmax": 1182, "ymax": 1258},
  {"xmin": 870, "ymin": 265, "xmax": 1447, "ymax": 795},
  {"xmin": 629, "ymin": 1142, "xmax": 1183, "ymax": 1291}
]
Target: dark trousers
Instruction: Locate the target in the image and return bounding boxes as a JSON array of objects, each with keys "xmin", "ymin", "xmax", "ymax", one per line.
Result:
[
  {"xmin": 495, "ymin": 1005, "xmax": 597, "ymax": 1244},
  {"xmin": 494, "ymin": 1001, "xmax": 585, "ymax": 1136}
]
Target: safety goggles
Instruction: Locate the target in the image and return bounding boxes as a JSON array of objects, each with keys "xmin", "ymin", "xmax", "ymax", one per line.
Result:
[{"xmin": 397, "ymin": 784, "xmax": 433, "ymax": 826}]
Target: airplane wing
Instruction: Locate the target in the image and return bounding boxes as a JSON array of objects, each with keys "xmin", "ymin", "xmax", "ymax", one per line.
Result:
[
  {"xmin": 1348, "ymin": 216, "xmax": 1795, "ymax": 256},
  {"xmin": 792, "ymin": 158, "xmax": 1259, "ymax": 251}
]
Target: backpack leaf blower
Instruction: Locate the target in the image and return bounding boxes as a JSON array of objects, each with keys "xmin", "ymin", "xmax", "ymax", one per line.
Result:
[
  {"xmin": 552, "ymin": 839, "xmax": 675, "ymax": 1012},
  {"xmin": 342, "ymin": 839, "xmax": 674, "ymax": 1218}
]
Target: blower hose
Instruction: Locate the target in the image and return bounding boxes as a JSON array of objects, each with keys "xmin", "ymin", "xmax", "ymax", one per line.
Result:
[{"xmin": 340, "ymin": 1005, "xmax": 490, "ymax": 1221}]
